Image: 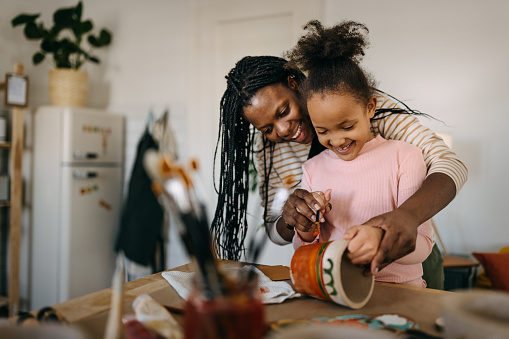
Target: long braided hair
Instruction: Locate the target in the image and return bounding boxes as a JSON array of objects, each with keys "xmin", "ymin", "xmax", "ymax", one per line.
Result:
[{"xmin": 211, "ymin": 56, "xmax": 305, "ymax": 260}]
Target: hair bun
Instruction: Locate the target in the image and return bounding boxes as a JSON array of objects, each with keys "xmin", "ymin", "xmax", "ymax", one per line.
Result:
[{"xmin": 286, "ymin": 20, "xmax": 370, "ymax": 72}]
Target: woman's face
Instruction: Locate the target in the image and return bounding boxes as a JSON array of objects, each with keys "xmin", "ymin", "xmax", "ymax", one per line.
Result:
[
  {"xmin": 242, "ymin": 77, "xmax": 315, "ymax": 144},
  {"xmin": 308, "ymin": 93, "xmax": 376, "ymax": 161}
]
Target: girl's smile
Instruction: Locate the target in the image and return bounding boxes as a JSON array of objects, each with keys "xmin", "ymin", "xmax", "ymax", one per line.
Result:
[{"xmin": 335, "ymin": 141, "xmax": 354, "ymax": 155}]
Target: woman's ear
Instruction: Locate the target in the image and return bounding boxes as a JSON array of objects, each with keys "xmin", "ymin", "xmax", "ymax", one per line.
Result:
[
  {"xmin": 287, "ymin": 75, "xmax": 299, "ymax": 91},
  {"xmin": 367, "ymin": 96, "xmax": 377, "ymax": 119}
]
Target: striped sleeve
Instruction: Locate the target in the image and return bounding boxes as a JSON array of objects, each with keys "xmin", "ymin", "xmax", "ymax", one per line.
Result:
[
  {"xmin": 371, "ymin": 113, "xmax": 468, "ymax": 195},
  {"xmin": 253, "ymin": 132, "xmax": 309, "ymax": 214}
]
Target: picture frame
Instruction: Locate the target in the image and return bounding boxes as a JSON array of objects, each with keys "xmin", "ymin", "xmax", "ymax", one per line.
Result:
[{"xmin": 4, "ymin": 73, "xmax": 29, "ymax": 108}]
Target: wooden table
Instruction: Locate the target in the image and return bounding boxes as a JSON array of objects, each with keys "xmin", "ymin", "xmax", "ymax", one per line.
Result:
[{"xmin": 20, "ymin": 261, "xmax": 451, "ymax": 338}]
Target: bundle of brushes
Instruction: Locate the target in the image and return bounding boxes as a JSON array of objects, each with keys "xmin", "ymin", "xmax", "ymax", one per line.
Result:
[
  {"xmin": 144, "ymin": 152, "xmax": 261, "ymax": 297},
  {"xmin": 144, "ymin": 152, "xmax": 265, "ymax": 339},
  {"xmin": 144, "ymin": 151, "xmax": 224, "ymax": 298}
]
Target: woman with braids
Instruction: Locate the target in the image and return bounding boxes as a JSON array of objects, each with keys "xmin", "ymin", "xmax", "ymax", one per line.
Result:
[
  {"xmin": 290, "ymin": 20, "xmax": 433, "ymax": 287},
  {"xmin": 212, "ymin": 23, "xmax": 467, "ymax": 289}
]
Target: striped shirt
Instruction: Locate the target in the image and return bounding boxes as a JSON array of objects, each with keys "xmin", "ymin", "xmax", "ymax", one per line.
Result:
[{"xmin": 253, "ymin": 90, "xmax": 468, "ymax": 244}]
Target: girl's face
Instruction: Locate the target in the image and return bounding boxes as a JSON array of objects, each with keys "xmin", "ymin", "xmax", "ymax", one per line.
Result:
[
  {"xmin": 307, "ymin": 93, "xmax": 376, "ymax": 161},
  {"xmin": 242, "ymin": 77, "xmax": 315, "ymax": 144}
]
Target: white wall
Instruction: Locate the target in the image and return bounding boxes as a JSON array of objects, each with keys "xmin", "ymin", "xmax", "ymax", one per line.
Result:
[{"xmin": 1, "ymin": 0, "xmax": 508, "ymax": 310}]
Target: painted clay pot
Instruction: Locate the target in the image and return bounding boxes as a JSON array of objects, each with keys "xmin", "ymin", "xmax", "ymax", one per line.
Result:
[{"xmin": 290, "ymin": 240, "xmax": 374, "ymax": 309}]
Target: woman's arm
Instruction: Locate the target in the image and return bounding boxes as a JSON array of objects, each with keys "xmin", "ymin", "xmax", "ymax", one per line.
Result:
[
  {"xmin": 252, "ymin": 133, "xmax": 310, "ymax": 244},
  {"xmin": 368, "ymin": 172, "xmax": 452, "ymax": 271},
  {"xmin": 368, "ymin": 110, "xmax": 466, "ymax": 272}
]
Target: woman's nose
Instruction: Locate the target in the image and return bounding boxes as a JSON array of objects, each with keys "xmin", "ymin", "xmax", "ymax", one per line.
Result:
[{"xmin": 275, "ymin": 121, "xmax": 291, "ymax": 139}]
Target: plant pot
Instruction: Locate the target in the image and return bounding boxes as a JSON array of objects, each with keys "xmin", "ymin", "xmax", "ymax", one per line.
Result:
[
  {"xmin": 48, "ymin": 69, "xmax": 88, "ymax": 107},
  {"xmin": 290, "ymin": 240, "xmax": 374, "ymax": 309}
]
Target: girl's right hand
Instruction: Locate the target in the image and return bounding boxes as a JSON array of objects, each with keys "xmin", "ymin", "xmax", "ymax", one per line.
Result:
[{"xmin": 281, "ymin": 188, "xmax": 331, "ymax": 233}]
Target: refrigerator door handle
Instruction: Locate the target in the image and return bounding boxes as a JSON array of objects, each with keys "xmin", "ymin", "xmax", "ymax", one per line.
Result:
[
  {"xmin": 73, "ymin": 151, "xmax": 99, "ymax": 160},
  {"xmin": 73, "ymin": 170, "xmax": 98, "ymax": 179}
]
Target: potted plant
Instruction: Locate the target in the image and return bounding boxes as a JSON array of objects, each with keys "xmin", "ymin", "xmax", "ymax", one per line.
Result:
[{"xmin": 11, "ymin": 1, "xmax": 112, "ymax": 107}]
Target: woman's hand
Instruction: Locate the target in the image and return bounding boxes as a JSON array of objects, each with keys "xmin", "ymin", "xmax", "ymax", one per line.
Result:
[
  {"xmin": 364, "ymin": 173, "xmax": 457, "ymax": 274},
  {"xmin": 361, "ymin": 208, "xmax": 419, "ymax": 274},
  {"xmin": 281, "ymin": 188, "xmax": 332, "ymax": 233},
  {"xmin": 343, "ymin": 226, "xmax": 384, "ymax": 265}
]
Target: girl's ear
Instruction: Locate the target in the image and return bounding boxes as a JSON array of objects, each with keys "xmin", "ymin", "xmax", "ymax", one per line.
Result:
[
  {"xmin": 367, "ymin": 96, "xmax": 377, "ymax": 119},
  {"xmin": 287, "ymin": 75, "xmax": 299, "ymax": 91}
]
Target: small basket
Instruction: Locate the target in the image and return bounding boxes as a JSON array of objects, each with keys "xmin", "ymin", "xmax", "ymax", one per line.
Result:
[{"xmin": 48, "ymin": 69, "xmax": 88, "ymax": 107}]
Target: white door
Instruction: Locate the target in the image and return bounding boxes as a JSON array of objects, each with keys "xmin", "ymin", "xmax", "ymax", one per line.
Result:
[{"xmin": 189, "ymin": 0, "xmax": 324, "ymax": 266}]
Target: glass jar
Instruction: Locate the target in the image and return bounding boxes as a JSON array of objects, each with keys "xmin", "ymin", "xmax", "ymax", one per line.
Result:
[{"xmin": 183, "ymin": 269, "xmax": 265, "ymax": 339}]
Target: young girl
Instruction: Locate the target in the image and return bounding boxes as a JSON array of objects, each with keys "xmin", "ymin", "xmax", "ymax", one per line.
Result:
[{"xmin": 289, "ymin": 20, "xmax": 433, "ymax": 287}]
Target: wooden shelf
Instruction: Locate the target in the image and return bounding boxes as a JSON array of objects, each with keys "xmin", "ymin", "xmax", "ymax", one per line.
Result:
[
  {"xmin": 0, "ymin": 295, "xmax": 7, "ymax": 308},
  {"xmin": 1, "ymin": 63, "xmax": 24, "ymax": 317},
  {"xmin": 443, "ymin": 255, "xmax": 479, "ymax": 269}
]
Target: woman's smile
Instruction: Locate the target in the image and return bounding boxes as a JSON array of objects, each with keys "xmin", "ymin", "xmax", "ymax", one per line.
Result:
[{"xmin": 291, "ymin": 121, "xmax": 302, "ymax": 140}]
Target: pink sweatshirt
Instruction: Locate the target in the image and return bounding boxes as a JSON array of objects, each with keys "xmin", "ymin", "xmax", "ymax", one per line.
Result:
[{"xmin": 293, "ymin": 135, "xmax": 433, "ymax": 287}]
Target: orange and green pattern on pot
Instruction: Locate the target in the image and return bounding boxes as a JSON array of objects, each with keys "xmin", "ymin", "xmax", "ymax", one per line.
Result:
[{"xmin": 290, "ymin": 240, "xmax": 374, "ymax": 309}]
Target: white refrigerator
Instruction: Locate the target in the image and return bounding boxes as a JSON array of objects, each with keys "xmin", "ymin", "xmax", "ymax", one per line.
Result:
[{"xmin": 31, "ymin": 106, "xmax": 125, "ymax": 310}]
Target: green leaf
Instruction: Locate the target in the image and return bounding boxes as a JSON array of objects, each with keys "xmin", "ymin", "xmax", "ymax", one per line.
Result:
[
  {"xmin": 33, "ymin": 52, "xmax": 45, "ymax": 65},
  {"xmin": 39, "ymin": 24, "xmax": 50, "ymax": 38},
  {"xmin": 61, "ymin": 38, "xmax": 79, "ymax": 53},
  {"xmin": 87, "ymin": 35, "xmax": 97, "ymax": 46},
  {"xmin": 92, "ymin": 29, "xmax": 112, "ymax": 46},
  {"xmin": 53, "ymin": 8, "xmax": 75, "ymax": 27},
  {"xmin": 75, "ymin": 1, "xmax": 83, "ymax": 21},
  {"xmin": 11, "ymin": 13, "xmax": 39, "ymax": 27},
  {"xmin": 81, "ymin": 20, "xmax": 93, "ymax": 34},
  {"xmin": 24, "ymin": 22, "xmax": 43, "ymax": 39},
  {"xmin": 41, "ymin": 39, "xmax": 58, "ymax": 53}
]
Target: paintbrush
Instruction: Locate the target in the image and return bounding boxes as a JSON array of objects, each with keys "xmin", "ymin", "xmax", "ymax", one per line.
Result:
[
  {"xmin": 103, "ymin": 253, "xmax": 125, "ymax": 339},
  {"xmin": 313, "ymin": 210, "xmax": 320, "ymax": 237},
  {"xmin": 144, "ymin": 151, "xmax": 223, "ymax": 298}
]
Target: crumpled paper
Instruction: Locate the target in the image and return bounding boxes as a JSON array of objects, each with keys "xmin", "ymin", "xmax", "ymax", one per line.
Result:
[{"xmin": 162, "ymin": 264, "xmax": 300, "ymax": 304}]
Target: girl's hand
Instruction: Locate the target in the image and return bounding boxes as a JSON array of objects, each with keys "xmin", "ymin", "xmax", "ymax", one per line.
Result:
[
  {"xmin": 343, "ymin": 226, "xmax": 384, "ymax": 265},
  {"xmin": 282, "ymin": 189, "xmax": 332, "ymax": 233}
]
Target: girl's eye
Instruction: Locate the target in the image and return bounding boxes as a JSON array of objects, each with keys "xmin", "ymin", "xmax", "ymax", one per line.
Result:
[
  {"xmin": 343, "ymin": 125, "xmax": 354, "ymax": 130},
  {"xmin": 263, "ymin": 127, "xmax": 273, "ymax": 135},
  {"xmin": 317, "ymin": 130, "xmax": 327, "ymax": 135}
]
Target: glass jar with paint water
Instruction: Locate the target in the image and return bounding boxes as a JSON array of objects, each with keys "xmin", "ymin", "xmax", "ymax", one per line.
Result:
[{"xmin": 183, "ymin": 268, "xmax": 265, "ymax": 339}]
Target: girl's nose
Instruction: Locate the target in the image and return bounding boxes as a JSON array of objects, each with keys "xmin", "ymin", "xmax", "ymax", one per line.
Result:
[{"xmin": 330, "ymin": 135, "xmax": 346, "ymax": 148}]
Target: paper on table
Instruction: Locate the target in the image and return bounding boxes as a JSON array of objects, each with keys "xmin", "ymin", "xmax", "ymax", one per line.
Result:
[{"xmin": 162, "ymin": 265, "xmax": 300, "ymax": 304}]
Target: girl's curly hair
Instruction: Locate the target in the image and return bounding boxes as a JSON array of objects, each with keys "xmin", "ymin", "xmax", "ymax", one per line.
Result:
[{"xmin": 285, "ymin": 20, "xmax": 376, "ymax": 105}]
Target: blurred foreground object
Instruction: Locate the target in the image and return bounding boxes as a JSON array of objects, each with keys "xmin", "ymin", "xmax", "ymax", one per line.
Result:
[{"xmin": 441, "ymin": 290, "xmax": 509, "ymax": 338}]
